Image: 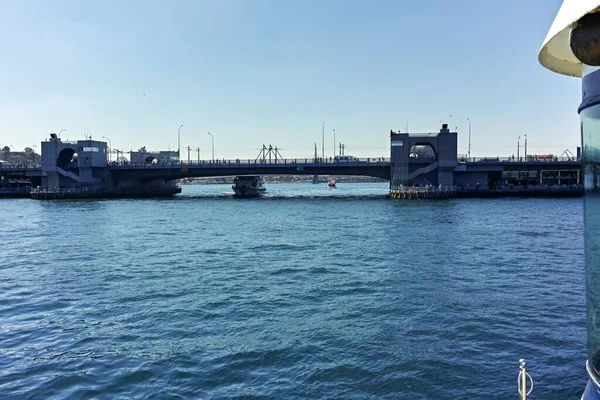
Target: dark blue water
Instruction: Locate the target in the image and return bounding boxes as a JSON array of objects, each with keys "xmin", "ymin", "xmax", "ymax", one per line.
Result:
[{"xmin": 0, "ymin": 183, "xmax": 586, "ymax": 399}]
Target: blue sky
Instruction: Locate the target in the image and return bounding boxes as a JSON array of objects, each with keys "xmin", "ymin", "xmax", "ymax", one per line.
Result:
[{"xmin": 0, "ymin": 0, "xmax": 580, "ymax": 159}]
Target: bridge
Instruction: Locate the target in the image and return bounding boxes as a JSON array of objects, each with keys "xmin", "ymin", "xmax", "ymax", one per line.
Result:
[
  {"xmin": 109, "ymin": 157, "xmax": 391, "ymax": 182},
  {"xmin": 0, "ymin": 124, "xmax": 584, "ymax": 198}
]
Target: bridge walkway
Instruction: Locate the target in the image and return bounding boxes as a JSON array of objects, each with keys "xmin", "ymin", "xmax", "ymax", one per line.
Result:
[{"xmin": 109, "ymin": 157, "xmax": 393, "ymax": 181}]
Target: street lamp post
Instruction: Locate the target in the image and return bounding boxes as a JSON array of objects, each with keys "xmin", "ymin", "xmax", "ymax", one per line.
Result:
[
  {"xmin": 102, "ymin": 136, "xmax": 112, "ymax": 162},
  {"xmin": 322, "ymin": 122, "xmax": 325, "ymax": 160},
  {"xmin": 517, "ymin": 136, "xmax": 521, "ymax": 161},
  {"xmin": 187, "ymin": 146, "xmax": 191, "ymax": 164},
  {"xmin": 467, "ymin": 118, "xmax": 471, "ymax": 160},
  {"xmin": 524, "ymin": 134, "xmax": 528, "ymax": 160},
  {"xmin": 208, "ymin": 132, "xmax": 214, "ymax": 162},
  {"xmin": 58, "ymin": 129, "xmax": 66, "ymax": 139},
  {"xmin": 196, "ymin": 147, "xmax": 200, "ymax": 164},
  {"xmin": 178, "ymin": 124, "xmax": 183, "ymax": 163}
]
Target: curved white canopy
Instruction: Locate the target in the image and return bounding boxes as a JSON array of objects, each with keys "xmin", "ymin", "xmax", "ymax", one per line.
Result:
[{"xmin": 539, "ymin": 0, "xmax": 600, "ymax": 77}]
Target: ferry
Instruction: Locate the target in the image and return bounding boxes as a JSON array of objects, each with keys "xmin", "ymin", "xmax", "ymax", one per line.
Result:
[{"xmin": 232, "ymin": 176, "xmax": 266, "ymax": 198}]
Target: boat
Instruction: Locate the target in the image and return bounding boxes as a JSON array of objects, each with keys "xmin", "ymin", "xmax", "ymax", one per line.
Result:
[
  {"xmin": 326, "ymin": 180, "xmax": 337, "ymax": 189},
  {"xmin": 232, "ymin": 176, "xmax": 266, "ymax": 197}
]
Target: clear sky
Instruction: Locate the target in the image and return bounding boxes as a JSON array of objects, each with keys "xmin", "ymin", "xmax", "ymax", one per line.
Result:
[{"xmin": 0, "ymin": 0, "xmax": 581, "ymax": 159}]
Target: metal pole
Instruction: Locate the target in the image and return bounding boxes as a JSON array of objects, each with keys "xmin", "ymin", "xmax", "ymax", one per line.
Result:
[
  {"xmin": 58, "ymin": 129, "xmax": 66, "ymax": 139},
  {"xmin": 467, "ymin": 118, "xmax": 471, "ymax": 160},
  {"xmin": 178, "ymin": 124, "xmax": 183, "ymax": 163},
  {"xmin": 518, "ymin": 359, "xmax": 533, "ymax": 399},
  {"xmin": 187, "ymin": 146, "xmax": 191, "ymax": 164},
  {"xmin": 102, "ymin": 136, "xmax": 112, "ymax": 162},
  {"xmin": 524, "ymin": 134, "xmax": 528, "ymax": 160},
  {"xmin": 322, "ymin": 121, "xmax": 325, "ymax": 159},
  {"xmin": 517, "ymin": 136, "xmax": 521, "ymax": 160},
  {"xmin": 520, "ymin": 360, "xmax": 527, "ymax": 400},
  {"xmin": 197, "ymin": 147, "xmax": 200, "ymax": 164},
  {"xmin": 208, "ymin": 132, "xmax": 214, "ymax": 162}
]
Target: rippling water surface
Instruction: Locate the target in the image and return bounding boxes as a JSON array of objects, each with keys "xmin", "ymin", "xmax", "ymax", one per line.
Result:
[{"xmin": 0, "ymin": 183, "xmax": 586, "ymax": 399}]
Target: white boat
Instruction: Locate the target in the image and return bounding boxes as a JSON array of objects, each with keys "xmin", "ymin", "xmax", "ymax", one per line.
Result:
[
  {"xmin": 326, "ymin": 180, "xmax": 337, "ymax": 189},
  {"xmin": 232, "ymin": 176, "xmax": 266, "ymax": 197}
]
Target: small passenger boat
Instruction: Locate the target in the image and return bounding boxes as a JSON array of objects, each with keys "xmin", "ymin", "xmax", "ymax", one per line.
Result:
[{"xmin": 232, "ymin": 176, "xmax": 266, "ymax": 197}]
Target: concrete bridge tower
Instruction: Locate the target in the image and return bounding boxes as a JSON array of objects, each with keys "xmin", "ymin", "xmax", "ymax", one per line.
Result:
[
  {"xmin": 40, "ymin": 134, "xmax": 109, "ymax": 189},
  {"xmin": 389, "ymin": 124, "xmax": 457, "ymax": 190}
]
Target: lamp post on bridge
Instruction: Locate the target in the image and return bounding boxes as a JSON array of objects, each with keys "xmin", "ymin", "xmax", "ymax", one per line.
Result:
[
  {"xmin": 524, "ymin": 134, "xmax": 528, "ymax": 161},
  {"xmin": 58, "ymin": 129, "xmax": 66, "ymax": 139},
  {"xmin": 467, "ymin": 118, "xmax": 471, "ymax": 160},
  {"xmin": 208, "ymin": 132, "xmax": 214, "ymax": 162},
  {"xmin": 517, "ymin": 136, "xmax": 521, "ymax": 161},
  {"xmin": 102, "ymin": 136, "xmax": 112, "ymax": 162},
  {"xmin": 196, "ymin": 147, "xmax": 200, "ymax": 164},
  {"xmin": 187, "ymin": 146, "xmax": 191, "ymax": 164},
  {"xmin": 322, "ymin": 121, "xmax": 325, "ymax": 160},
  {"xmin": 178, "ymin": 124, "xmax": 183, "ymax": 163}
]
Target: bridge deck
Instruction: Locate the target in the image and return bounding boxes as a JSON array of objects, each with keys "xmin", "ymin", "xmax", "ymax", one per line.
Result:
[{"xmin": 109, "ymin": 158, "xmax": 392, "ymax": 180}]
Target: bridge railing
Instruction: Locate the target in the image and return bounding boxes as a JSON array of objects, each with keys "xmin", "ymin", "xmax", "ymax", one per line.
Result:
[
  {"xmin": 109, "ymin": 157, "xmax": 391, "ymax": 168},
  {"xmin": 107, "ymin": 155, "xmax": 582, "ymax": 168},
  {"xmin": 390, "ymin": 185, "xmax": 457, "ymax": 192},
  {"xmin": 0, "ymin": 164, "xmax": 41, "ymax": 170},
  {"xmin": 30, "ymin": 185, "xmax": 182, "ymax": 195},
  {"xmin": 460, "ymin": 156, "xmax": 580, "ymax": 163},
  {"xmin": 0, "ymin": 186, "xmax": 32, "ymax": 193}
]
